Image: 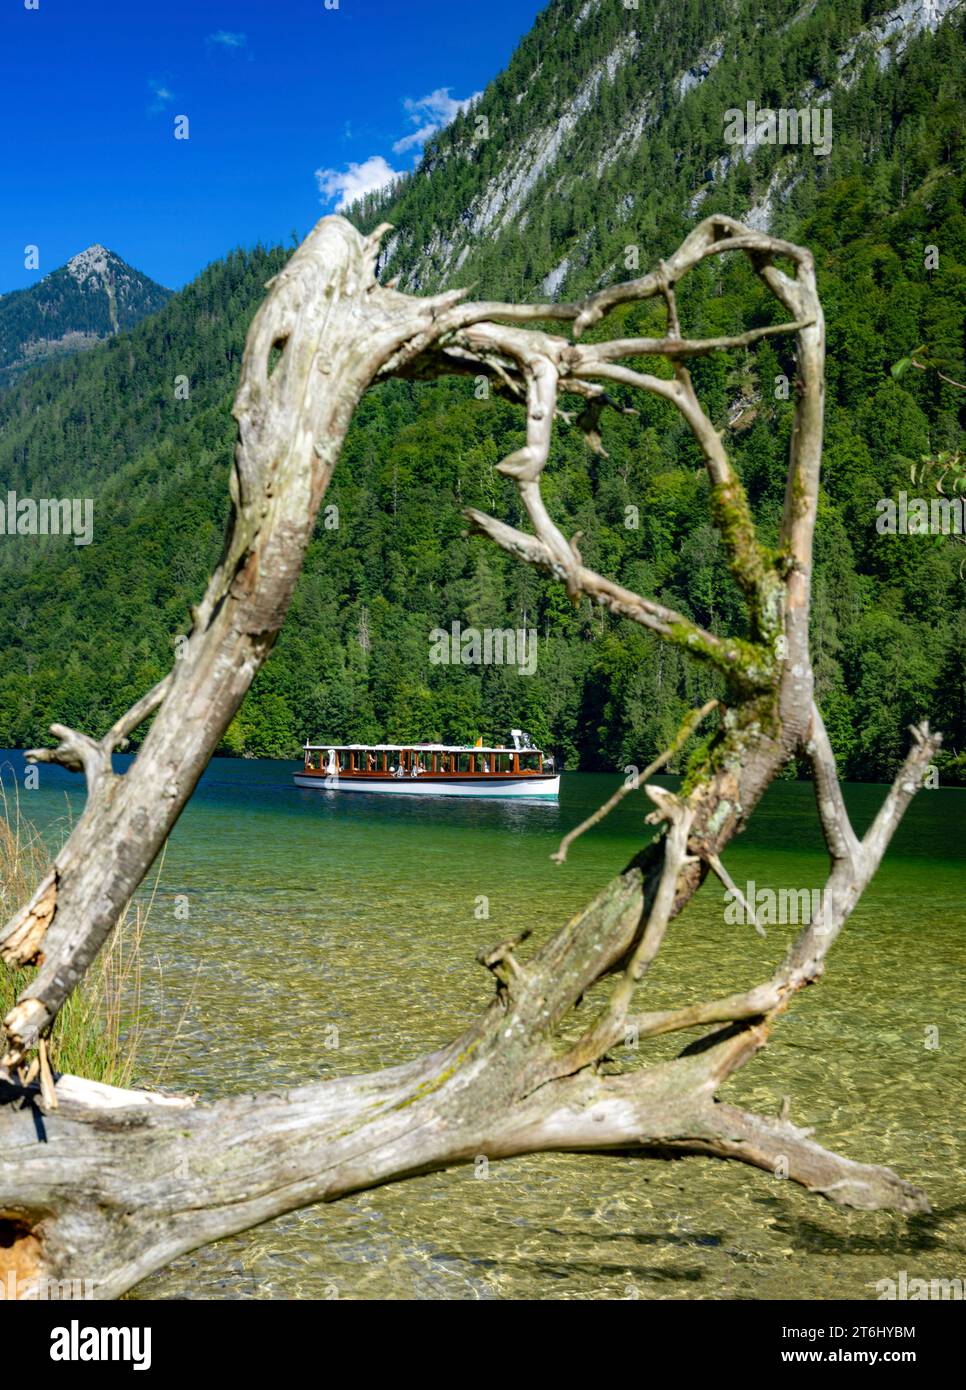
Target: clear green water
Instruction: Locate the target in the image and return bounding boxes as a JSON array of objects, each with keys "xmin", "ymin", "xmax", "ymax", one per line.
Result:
[{"xmin": 2, "ymin": 751, "xmax": 964, "ymax": 1301}]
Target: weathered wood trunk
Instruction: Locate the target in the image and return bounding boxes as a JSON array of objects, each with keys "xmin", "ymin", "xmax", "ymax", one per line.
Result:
[{"xmin": 0, "ymin": 215, "xmax": 938, "ymax": 1299}]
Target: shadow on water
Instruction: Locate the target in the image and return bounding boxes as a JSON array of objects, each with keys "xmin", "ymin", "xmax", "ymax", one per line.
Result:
[{"xmin": 767, "ymin": 1204, "xmax": 966, "ymax": 1258}]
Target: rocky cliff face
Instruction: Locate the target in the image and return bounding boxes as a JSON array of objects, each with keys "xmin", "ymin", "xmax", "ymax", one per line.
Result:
[{"xmin": 364, "ymin": 0, "xmax": 962, "ymax": 302}]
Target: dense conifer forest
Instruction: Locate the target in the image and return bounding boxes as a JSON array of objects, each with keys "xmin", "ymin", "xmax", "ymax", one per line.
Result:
[{"xmin": 0, "ymin": 0, "xmax": 963, "ymax": 781}]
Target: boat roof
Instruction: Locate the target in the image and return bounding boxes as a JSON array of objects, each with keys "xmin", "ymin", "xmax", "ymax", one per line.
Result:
[{"xmin": 303, "ymin": 743, "xmax": 544, "ymax": 753}]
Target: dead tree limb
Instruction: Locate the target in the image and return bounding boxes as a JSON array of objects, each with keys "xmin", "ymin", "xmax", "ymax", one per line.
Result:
[{"xmin": 0, "ymin": 213, "xmax": 939, "ymax": 1299}]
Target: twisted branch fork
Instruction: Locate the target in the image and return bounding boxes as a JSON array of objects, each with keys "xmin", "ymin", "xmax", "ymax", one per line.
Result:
[
  {"xmin": 416, "ymin": 214, "xmax": 936, "ymax": 1110},
  {"xmin": 417, "ymin": 215, "xmax": 820, "ymax": 673},
  {"xmin": 389, "ymin": 214, "xmax": 938, "ymax": 1190},
  {"xmin": 0, "ymin": 214, "xmax": 942, "ymax": 1301},
  {"xmin": 22, "ymin": 677, "xmax": 172, "ymax": 799},
  {"xmin": 519, "ymin": 717, "xmax": 939, "ymax": 1103}
]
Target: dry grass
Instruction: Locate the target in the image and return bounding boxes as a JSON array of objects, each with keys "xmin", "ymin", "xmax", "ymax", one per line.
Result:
[{"xmin": 0, "ymin": 778, "xmax": 149, "ymax": 1088}]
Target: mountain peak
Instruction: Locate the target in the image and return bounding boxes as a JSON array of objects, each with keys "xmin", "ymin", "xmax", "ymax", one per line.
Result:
[
  {"xmin": 0, "ymin": 247, "xmax": 171, "ymax": 380},
  {"xmin": 65, "ymin": 244, "xmax": 120, "ymax": 285}
]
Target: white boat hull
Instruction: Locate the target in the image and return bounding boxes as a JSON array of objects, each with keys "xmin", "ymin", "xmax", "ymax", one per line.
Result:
[{"xmin": 293, "ymin": 773, "xmax": 560, "ymax": 799}]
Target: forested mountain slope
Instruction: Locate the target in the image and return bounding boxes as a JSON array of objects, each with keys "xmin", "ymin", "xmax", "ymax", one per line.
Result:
[
  {"xmin": 0, "ymin": 247, "xmax": 170, "ymax": 382},
  {"xmin": 0, "ymin": 0, "xmax": 963, "ymax": 782}
]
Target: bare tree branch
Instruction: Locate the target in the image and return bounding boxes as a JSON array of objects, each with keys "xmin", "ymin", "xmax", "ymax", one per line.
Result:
[
  {"xmin": 805, "ymin": 700, "xmax": 861, "ymax": 867},
  {"xmin": 0, "ymin": 212, "xmax": 938, "ymax": 1300},
  {"xmin": 551, "ymin": 699, "xmax": 719, "ymax": 863}
]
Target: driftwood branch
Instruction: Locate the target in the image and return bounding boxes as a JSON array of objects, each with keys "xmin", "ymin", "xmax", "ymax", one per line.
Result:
[
  {"xmin": 463, "ymin": 508, "xmax": 756, "ymax": 677},
  {"xmin": 0, "ymin": 213, "xmax": 939, "ymax": 1300},
  {"xmin": 551, "ymin": 698, "xmax": 718, "ymax": 864}
]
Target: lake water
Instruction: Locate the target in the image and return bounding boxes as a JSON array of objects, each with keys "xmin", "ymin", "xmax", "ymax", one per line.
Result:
[{"xmin": 2, "ymin": 750, "xmax": 964, "ymax": 1301}]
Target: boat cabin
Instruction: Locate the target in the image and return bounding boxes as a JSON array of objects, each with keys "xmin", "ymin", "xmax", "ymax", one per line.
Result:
[
  {"xmin": 300, "ymin": 743, "xmax": 549, "ymax": 778},
  {"xmin": 294, "ymin": 730, "xmax": 560, "ymax": 799}
]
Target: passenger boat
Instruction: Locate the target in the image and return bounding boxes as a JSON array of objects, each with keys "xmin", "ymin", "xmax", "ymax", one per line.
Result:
[{"xmin": 294, "ymin": 729, "xmax": 560, "ymax": 798}]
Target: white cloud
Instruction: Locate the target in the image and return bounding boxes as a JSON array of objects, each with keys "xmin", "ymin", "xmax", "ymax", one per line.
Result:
[
  {"xmin": 315, "ymin": 155, "xmax": 403, "ymax": 212},
  {"xmin": 207, "ymin": 31, "xmax": 247, "ymax": 48},
  {"xmin": 392, "ymin": 87, "xmax": 481, "ymax": 154},
  {"xmin": 147, "ymin": 79, "xmax": 175, "ymax": 115},
  {"xmin": 394, "ymin": 123, "xmax": 439, "ymax": 155},
  {"xmin": 315, "ymin": 86, "xmax": 481, "ymax": 213}
]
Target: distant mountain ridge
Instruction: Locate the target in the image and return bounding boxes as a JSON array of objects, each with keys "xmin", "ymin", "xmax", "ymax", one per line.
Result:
[{"xmin": 0, "ymin": 247, "xmax": 171, "ymax": 381}]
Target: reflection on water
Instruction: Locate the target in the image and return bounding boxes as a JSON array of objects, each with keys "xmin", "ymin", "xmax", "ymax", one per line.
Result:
[{"xmin": 2, "ymin": 752, "xmax": 964, "ymax": 1300}]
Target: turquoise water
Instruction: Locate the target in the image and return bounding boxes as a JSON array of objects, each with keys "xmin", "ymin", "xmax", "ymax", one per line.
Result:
[{"xmin": 2, "ymin": 751, "xmax": 964, "ymax": 1300}]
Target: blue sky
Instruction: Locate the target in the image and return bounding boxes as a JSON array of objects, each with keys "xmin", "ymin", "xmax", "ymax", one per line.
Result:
[{"xmin": 1, "ymin": 0, "xmax": 546, "ymax": 293}]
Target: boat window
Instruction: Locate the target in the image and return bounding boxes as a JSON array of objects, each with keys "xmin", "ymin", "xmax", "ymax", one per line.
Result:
[
  {"xmin": 519, "ymin": 753, "xmax": 540, "ymax": 772},
  {"xmin": 307, "ymin": 750, "xmax": 322, "ymax": 771},
  {"xmin": 338, "ymin": 750, "xmax": 350, "ymax": 772},
  {"xmin": 456, "ymin": 753, "xmax": 470, "ymax": 772},
  {"xmin": 494, "ymin": 753, "xmax": 512, "ymax": 774}
]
